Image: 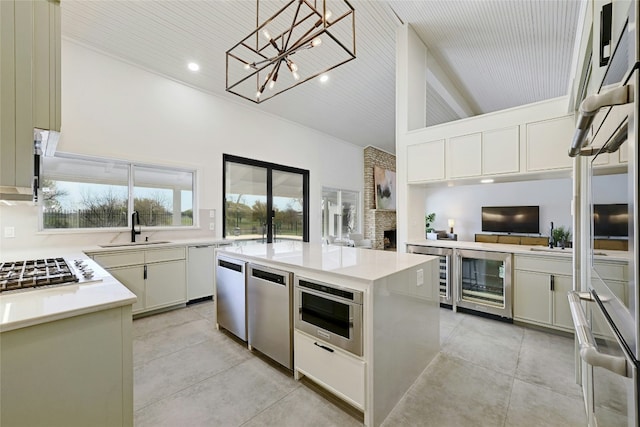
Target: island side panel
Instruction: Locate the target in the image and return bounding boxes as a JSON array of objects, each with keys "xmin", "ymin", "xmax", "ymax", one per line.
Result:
[{"xmin": 370, "ymin": 257, "xmax": 439, "ymax": 426}]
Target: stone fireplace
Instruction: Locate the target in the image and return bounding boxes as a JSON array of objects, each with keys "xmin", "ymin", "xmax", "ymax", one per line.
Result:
[
  {"xmin": 384, "ymin": 229, "xmax": 397, "ymax": 250},
  {"xmin": 363, "ymin": 146, "xmax": 396, "ymax": 250}
]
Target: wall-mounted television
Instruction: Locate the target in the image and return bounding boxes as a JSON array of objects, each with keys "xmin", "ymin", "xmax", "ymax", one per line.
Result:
[
  {"xmin": 482, "ymin": 206, "xmax": 540, "ymax": 234},
  {"xmin": 593, "ymin": 204, "xmax": 628, "ymax": 237}
]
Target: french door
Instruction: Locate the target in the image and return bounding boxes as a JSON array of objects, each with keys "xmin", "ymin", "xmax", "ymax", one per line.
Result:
[{"xmin": 223, "ymin": 154, "xmax": 309, "ymax": 243}]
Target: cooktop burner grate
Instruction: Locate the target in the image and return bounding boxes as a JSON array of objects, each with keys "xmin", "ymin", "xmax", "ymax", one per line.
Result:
[{"xmin": 0, "ymin": 258, "xmax": 79, "ymax": 293}]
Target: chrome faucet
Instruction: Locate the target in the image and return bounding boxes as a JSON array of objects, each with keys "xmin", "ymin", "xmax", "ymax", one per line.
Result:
[{"xmin": 131, "ymin": 211, "xmax": 142, "ymax": 242}]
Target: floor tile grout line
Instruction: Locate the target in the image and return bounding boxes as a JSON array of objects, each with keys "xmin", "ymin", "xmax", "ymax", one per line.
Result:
[
  {"xmin": 134, "ymin": 354, "xmax": 260, "ymax": 414},
  {"xmin": 237, "ymin": 384, "xmax": 303, "ymax": 427}
]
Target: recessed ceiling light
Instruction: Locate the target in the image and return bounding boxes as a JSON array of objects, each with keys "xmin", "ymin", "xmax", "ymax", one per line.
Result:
[
  {"xmin": 480, "ymin": 178, "xmax": 494, "ymax": 184},
  {"xmin": 319, "ymin": 74, "xmax": 329, "ymax": 83},
  {"xmin": 188, "ymin": 62, "xmax": 200, "ymax": 71}
]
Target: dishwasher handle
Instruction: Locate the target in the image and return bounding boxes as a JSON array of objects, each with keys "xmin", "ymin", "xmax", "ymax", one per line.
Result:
[
  {"xmin": 251, "ymin": 268, "xmax": 286, "ymax": 285},
  {"xmin": 218, "ymin": 259, "xmax": 243, "ymax": 273},
  {"xmin": 567, "ymin": 291, "xmax": 630, "ymax": 378}
]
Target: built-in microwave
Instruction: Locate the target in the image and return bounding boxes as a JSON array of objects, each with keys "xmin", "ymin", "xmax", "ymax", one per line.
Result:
[{"xmin": 294, "ymin": 276, "xmax": 363, "ymax": 356}]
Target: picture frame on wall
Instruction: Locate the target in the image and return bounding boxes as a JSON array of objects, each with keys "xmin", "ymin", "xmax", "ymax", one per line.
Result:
[{"xmin": 374, "ymin": 166, "xmax": 396, "ymax": 210}]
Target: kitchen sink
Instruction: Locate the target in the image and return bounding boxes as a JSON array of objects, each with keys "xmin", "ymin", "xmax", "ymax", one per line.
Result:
[
  {"xmin": 529, "ymin": 246, "xmax": 571, "ymax": 253},
  {"xmin": 99, "ymin": 240, "xmax": 172, "ymax": 248},
  {"xmin": 529, "ymin": 246, "xmax": 607, "ymax": 256}
]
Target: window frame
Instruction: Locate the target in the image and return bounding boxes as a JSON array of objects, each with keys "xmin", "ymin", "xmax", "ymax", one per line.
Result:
[
  {"xmin": 322, "ymin": 186, "xmax": 361, "ymax": 240},
  {"xmin": 39, "ymin": 152, "xmax": 198, "ymax": 232}
]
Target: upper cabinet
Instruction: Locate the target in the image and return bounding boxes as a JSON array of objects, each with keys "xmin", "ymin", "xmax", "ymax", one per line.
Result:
[
  {"xmin": 482, "ymin": 126, "xmax": 520, "ymax": 175},
  {"xmin": 526, "ymin": 115, "xmax": 574, "ymax": 172},
  {"xmin": 407, "ymin": 140, "xmax": 445, "ymax": 182},
  {"xmin": 447, "ymin": 133, "xmax": 481, "ymax": 178},
  {"xmin": 0, "ymin": 0, "xmax": 60, "ymax": 190}
]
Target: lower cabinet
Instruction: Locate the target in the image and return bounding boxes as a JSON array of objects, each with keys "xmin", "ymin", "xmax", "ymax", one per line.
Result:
[
  {"xmin": 92, "ymin": 247, "xmax": 186, "ymax": 315},
  {"xmin": 513, "ymin": 255, "xmax": 574, "ymax": 331},
  {"xmin": 294, "ymin": 330, "xmax": 365, "ymax": 410},
  {"xmin": 514, "ymin": 269, "xmax": 573, "ymax": 331}
]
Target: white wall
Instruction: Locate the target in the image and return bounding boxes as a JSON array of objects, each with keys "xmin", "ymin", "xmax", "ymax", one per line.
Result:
[
  {"xmin": 419, "ymin": 174, "xmax": 627, "ymax": 242},
  {"xmin": 0, "ymin": 40, "xmax": 364, "ymax": 251}
]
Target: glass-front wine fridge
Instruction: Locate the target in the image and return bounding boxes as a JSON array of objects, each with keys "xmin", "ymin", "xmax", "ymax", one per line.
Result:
[{"xmin": 456, "ymin": 249, "xmax": 512, "ymax": 319}]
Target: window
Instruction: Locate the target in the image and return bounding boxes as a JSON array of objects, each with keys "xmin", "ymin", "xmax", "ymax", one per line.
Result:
[
  {"xmin": 223, "ymin": 155, "xmax": 309, "ymax": 243},
  {"xmin": 41, "ymin": 154, "xmax": 195, "ymax": 230},
  {"xmin": 322, "ymin": 187, "xmax": 360, "ymax": 240}
]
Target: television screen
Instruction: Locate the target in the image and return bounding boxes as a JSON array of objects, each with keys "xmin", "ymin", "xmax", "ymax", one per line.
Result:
[
  {"xmin": 482, "ymin": 206, "xmax": 540, "ymax": 234},
  {"xmin": 593, "ymin": 204, "xmax": 628, "ymax": 237}
]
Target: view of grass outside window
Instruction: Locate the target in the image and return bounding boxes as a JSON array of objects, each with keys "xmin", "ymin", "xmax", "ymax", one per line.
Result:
[
  {"xmin": 322, "ymin": 188, "xmax": 359, "ymax": 240},
  {"xmin": 41, "ymin": 155, "xmax": 195, "ymax": 229},
  {"xmin": 223, "ymin": 158, "xmax": 307, "ymax": 243}
]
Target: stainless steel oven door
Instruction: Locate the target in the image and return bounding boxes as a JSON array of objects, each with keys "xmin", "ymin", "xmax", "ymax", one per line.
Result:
[
  {"xmin": 569, "ymin": 291, "xmax": 639, "ymax": 426},
  {"xmin": 295, "ymin": 278, "xmax": 363, "ymax": 356}
]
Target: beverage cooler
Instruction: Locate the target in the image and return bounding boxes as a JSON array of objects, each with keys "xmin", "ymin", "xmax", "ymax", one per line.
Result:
[
  {"xmin": 456, "ymin": 249, "xmax": 512, "ymax": 319},
  {"xmin": 407, "ymin": 245, "xmax": 453, "ymax": 308}
]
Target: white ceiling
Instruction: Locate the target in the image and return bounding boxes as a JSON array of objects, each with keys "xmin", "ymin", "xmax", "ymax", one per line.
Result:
[{"xmin": 60, "ymin": 0, "xmax": 583, "ymax": 154}]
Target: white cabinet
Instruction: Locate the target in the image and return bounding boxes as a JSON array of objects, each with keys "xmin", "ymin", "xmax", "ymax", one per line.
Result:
[
  {"xmin": 92, "ymin": 247, "xmax": 186, "ymax": 315},
  {"xmin": 526, "ymin": 115, "xmax": 575, "ymax": 172},
  {"xmin": 1, "ymin": 305, "xmax": 133, "ymax": 427},
  {"xmin": 482, "ymin": 126, "xmax": 520, "ymax": 175},
  {"xmin": 294, "ymin": 330, "xmax": 365, "ymax": 409},
  {"xmin": 447, "ymin": 133, "xmax": 481, "ymax": 178},
  {"xmin": 407, "ymin": 140, "xmax": 445, "ymax": 182},
  {"xmin": 0, "ymin": 0, "xmax": 60, "ymax": 191},
  {"xmin": 513, "ymin": 255, "xmax": 574, "ymax": 331},
  {"xmin": 187, "ymin": 245, "xmax": 215, "ymax": 301}
]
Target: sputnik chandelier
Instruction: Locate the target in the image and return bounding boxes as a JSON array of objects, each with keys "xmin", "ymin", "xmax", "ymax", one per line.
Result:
[{"xmin": 226, "ymin": 0, "xmax": 356, "ymax": 103}]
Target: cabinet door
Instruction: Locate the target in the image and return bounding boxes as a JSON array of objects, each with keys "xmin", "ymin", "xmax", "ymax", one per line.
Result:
[
  {"xmin": 33, "ymin": 0, "xmax": 60, "ymax": 131},
  {"xmin": 526, "ymin": 115, "xmax": 574, "ymax": 171},
  {"xmin": 407, "ymin": 140, "xmax": 445, "ymax": 182},
  {"xmin": 187, "ymin": 245, "xmax": 215, "ymax": 300},
  {"xmin": 447, "ymin": 133, "xmax": 481, "ymax": 178},
  {"xmin": 108, "ymin": 265, "xmax": 145, "ymax": 314},
  {"xmin": 513, "ymin": 270, "xmax": 551, "ymax": 325},
  {"xmin": 482, "ymin": 126, "xmax": 519, "ymax": 175},
  {"xmin": 551, "ymin": 274, "xmax": 574, "ymax": 330},
  {"xmin": 146, "ymin": 260, "xmax": 186, "ymax": 310}
]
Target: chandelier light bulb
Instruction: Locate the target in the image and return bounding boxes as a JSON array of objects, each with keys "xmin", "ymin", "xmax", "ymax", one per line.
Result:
[
  {"xmin": 256, "ymin": 90, "xmax": 262, "ymax": 99},
  {"xmin": 244, "ymin": 63, "xmax": 251, "ymax": 70},
  {"xmin": 292, "ymin": 71, "xmax": 300, "ymax": 81},
  {"xmin": 311, "ymin": 38, "xmax": 322, "ymax": 47},
  {"xmin": 269, "ymin": 80, "xmax": 275, "ymax": 90},
  {"xmin": 325, "ymin": 10, "xmax": 332, "ymax": 20},
  {"xmin": 262, "ymin": 29, "xmax": 271, "ymax": 40}
]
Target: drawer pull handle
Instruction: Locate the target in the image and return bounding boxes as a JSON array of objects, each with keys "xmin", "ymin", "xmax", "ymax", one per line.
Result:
[{"xmin": 314, "ymin": 342, "xmax": 334, "ymax": 353}]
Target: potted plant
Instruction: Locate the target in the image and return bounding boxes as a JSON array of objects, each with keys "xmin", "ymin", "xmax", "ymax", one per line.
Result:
[
  {"xmin": 425, "ymin": 212, "xmax": 436, "ymax": 239},
  {"xmin": 552, "ymin": 226, "xmax": 572, "ymax": 249}
]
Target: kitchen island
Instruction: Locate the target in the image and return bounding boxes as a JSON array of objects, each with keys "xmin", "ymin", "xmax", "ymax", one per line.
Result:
[
  {"xmin": 216, "ymin": 242, "xmax": 440, "ymax": 427},
  {"xmin": 0, "ymin": 255, "xmax": 137, "ymax": 427}
]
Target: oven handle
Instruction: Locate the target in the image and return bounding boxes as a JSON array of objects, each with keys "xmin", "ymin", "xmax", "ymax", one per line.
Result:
[
  {"xmin": 569, "ymin": 84, "xmax": 632, "ymax": 157},
  {"xmin": 568, "ymin": 291, "xmax": 630, "ymax": 378}
]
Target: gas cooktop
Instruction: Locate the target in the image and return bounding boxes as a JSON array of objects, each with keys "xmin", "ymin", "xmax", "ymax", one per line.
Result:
[{"xmin": 0, "ymin": 257, "xmax": 97, "ymax": 294}]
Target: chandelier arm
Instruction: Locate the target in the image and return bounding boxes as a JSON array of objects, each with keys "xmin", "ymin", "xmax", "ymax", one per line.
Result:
[{"xmin": 282, "ymin": 0, "xmax": 304, "ymax": 52}]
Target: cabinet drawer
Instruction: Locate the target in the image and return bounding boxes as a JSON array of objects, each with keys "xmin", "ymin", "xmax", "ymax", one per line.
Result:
[
  {"xmin": 593, "ymin": 262, "xmax": 628, "ymax": 281},
  {"xmin": 514, "ymin": 255, "xmax": 572, "ymax": 275},
  {"xmin": 294, "ymin": 330, "xmax": 365, "ymax": 409},
  {"xmin": 145, "ymin": 247, "xmax": 186, "ymax": 263},
  {"xmin": 94, "ymin": 251, "xmax": 145, "ymax": 268}
]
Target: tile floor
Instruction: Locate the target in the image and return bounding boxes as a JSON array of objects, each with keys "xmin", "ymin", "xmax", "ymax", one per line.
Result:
[{"xmin": 133, "ymin": 301, "xmax": 587, "ymax": 426}]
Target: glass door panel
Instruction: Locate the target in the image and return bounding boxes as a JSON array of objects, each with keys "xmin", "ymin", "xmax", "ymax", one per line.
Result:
[
  {"xmin": 460, "ymin": 257, "xmax": 506, "ymax": 308},
  {"xmin": 272, "ymin": 170, "xmax": 303, "ymax": 242},
  {"xmin": 224, "ymin": 162, "xmax": 267, "ymax": 242},
  {"xmin": 457, "ymin": 249, "xmax": 513, "ymax": 318}
]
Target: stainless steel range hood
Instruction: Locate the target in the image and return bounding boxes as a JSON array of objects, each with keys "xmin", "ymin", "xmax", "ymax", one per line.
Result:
[{"xmin": 0, "ymin": 129, "xmax": 59, "ymax": 203}]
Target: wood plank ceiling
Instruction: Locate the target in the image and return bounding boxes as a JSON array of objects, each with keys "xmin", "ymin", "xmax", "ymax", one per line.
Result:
[{"xmin": 60, "ymin": 0, "xmax": 583, "ymax": 154}]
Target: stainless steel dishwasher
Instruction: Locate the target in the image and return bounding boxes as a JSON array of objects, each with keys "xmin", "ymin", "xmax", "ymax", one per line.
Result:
[
  {"xmin": 215, "ymin": 255, "xmax": 247, "ymax": 341},
  {"xmin": 247, "ymin": 263, "xmax": 293, "ymax": 369}
]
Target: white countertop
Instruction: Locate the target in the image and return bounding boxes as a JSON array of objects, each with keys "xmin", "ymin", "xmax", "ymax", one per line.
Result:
[
  {"xmin": 217, "ymin": 241, "xmax": 433, "ymax": 281},
  {"xmin": 0, "ymin": 256, "xmax": 137, "ymax": 332},
  {"xmin": 405, "ymin": 239, "xmax": 630, "ymax": 262}
]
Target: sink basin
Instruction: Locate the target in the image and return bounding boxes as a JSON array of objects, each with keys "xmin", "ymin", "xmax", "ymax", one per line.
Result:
[
  {"xmin": 529, "ymin": 246, "xmax": 571, "ymax": 253},
  {"xmin": 99, "ymin": 240, "xmax": 172, "ymax": 248},
  {"xmin": 529, "ymin": 247, "xmax": 607, "ymax": 256}
]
